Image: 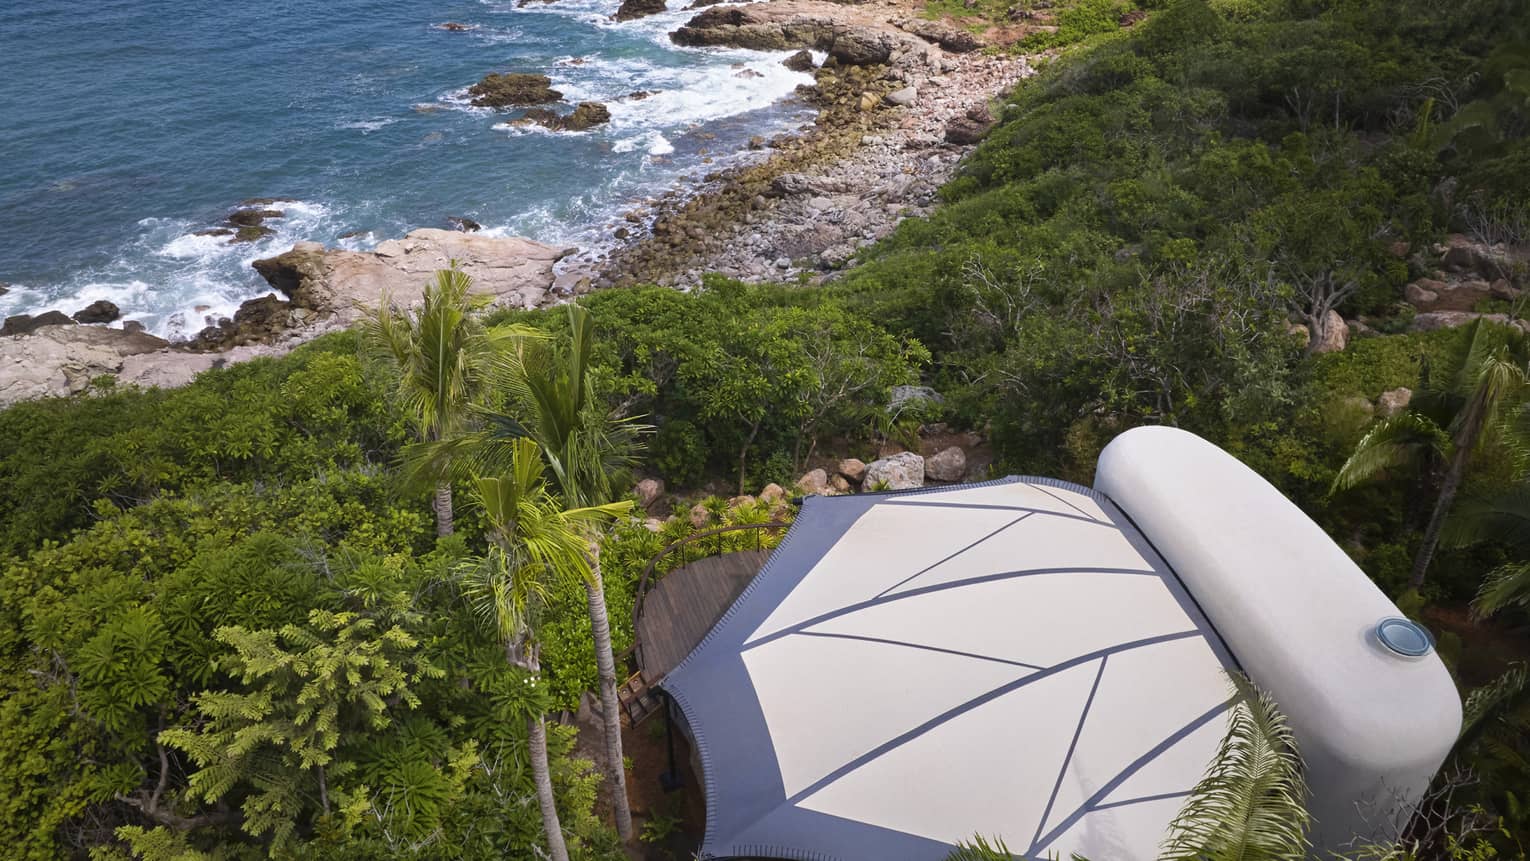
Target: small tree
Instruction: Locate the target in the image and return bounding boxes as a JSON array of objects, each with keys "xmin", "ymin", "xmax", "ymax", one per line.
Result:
[
  {"xmin": 360, "ymin": 266, "xmax": 524, "ymax": 536},
  {"xmin": 456, "ymin": 438, "xmax": 627, "ymax": 860},
  {"xmin": 1333, "ymin": 320, "xmax": 1530, "ymax": 590}
]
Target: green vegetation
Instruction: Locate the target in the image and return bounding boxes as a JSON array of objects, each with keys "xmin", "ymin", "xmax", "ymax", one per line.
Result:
[{"xmin": 3, "ymin": 0, "xmax": 1530, "ymax": 856}]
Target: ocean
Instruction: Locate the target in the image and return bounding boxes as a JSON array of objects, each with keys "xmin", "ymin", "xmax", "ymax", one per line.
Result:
[{"xmin": 0, "ymin": 0, "xmax": 815, "ymax": 337}]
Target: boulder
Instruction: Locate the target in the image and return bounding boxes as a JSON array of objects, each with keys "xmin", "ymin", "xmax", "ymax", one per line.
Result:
[
  {"xmin": 837, "ymin": 457, "xmax": 866, "ymax": 483},
  {"xmin": 783, "ymin": 50, "xmax": 816, "ymax": 72},
  {"xmin": 1310, "ymin": 310, "xmax": 1347, "ymax": 354},
  {"xmin": 635, "ymin": 478, "xmax": 665, "ymax": 511},
  {"xmin": 863, "ymin": 452, "xmax": 924, "ymax": 490},
  {"xmin": 830, "ymin": 30, "xmax": 893, "ymax": 65},
  {"xmin": 122, "ymin": 320, "xmax": 147, "ymax": 334},
  {"xmin": 924, "ymin": 446, "xmax": 966, "ymax": 482},
  {"xmin": 447, "ymin": 216, "xmax": 482, "ymax": 232},
  {"xmin": 944, "ymin": 111, "xmax": 994, "ymax": 144},
  {"xmin": 0, "ymin": 283, "xmax": 9, "ymax": 296},
  {"xmin": 689, "ymin": 502, "xmax": 712, "ymax": 528},
  {"xmin": 1377, "ymin": 387, "xmax": 1412, "ymax": 417},
  {"xmin": 889, "ymin": 384, "xmax": 944, "ymax": 412},
  {"xmin": 858, "ymin": 91, "xmax": 879, "ymax": 111},
  {"xmin": 728, "ymin": 494, "xmax": 757, "ymax": 509},
  {"xmin": 1411, "ymin": 311, "xmax": 1530, "ymax": 334},
  {"xmin": 72, "ymin": 300, "xmax": 121, "ymax": 325},
  {"xmin": 468, "ymin": 72, "xmax": 563, "ymax": 107},
  {"xmin": 895, "ymin": 18, "xmax": 982, "ymax": 52},
  {"xmin": 795, "ymin": 468, "xmax": 831, "ymax": 496},
  {"xmin": 760, "ymin": 482, "xmax": 787, "ymax": 504},
  {"xmin": 614, "ymin": 0, "xmax": 666, "ymax": 21},
  {"xmin": 884, "ymin": 86, "xmax": 917, "ymax": 107},
  {"xmin": 438, "ymin": 21, "xmax": 474, "ymax": 31},
  {"xmin": 1, "ymin": 310, "xmax": 74, "ymax": 337},
  {"xmin": 831, "ymin": 474, "xmax": 851, "ymax": 493},
  {"xmin": 1285, "ymin": 321, "xmax": 1310, "ymax": 349}
]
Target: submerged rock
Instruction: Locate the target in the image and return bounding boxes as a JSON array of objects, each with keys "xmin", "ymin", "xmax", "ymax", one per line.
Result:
[
  {"xmin": 614, "ymin": 0, "xmax": 666, "ymax": 21},
  {"xmin": 447, "ymin": 216, "xmax": 483, "ymax": 232},
  {"xmin": 468, "ymin": 72, "xmax": 563, "ymax": 107},
  {"xmin": 520, "ymin": 101, "xmax": 611, "ymax": 131},
  {"xmin": 227, "ymin": 208, "xmax": 284, "ymax": 227},
  {"xmin": 72, "ymin": 300, "xmax": 121, "ymax": 325},
  {"xmin": 231, "ymin": 225, "xmax": 274, "ymax": 243}
]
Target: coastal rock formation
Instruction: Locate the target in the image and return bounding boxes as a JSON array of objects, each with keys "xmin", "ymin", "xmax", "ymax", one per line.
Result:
[
  {"xmin": 447, "ymin": 216, "xmax": 483, "ymax": 232},
  {"xmin": 614, "ymin": 0, "xmax": 667, "ymax": 21},
  {"xmin": 894, "ymin": 17, "xmax": 982, "ymax": 52},
  {"xmin": 72, "ymin": 300, "xmax": 122, "ymax": 324},
  {"xmin": 520, "ymin": 102, "xmax": 612, "ymax": 132},
  {"xmin": 1, "ymin": 310, "xmax": 74, "ymax": 336},
  {"xmin": 252, "ymin": 229, "xmax": 573, "ymax": 326},
  {"xmin": 0, "ymin": 325, "xmax": 166, "ymax": 402},
  {"xmin": 783, "ymin": 49, "xmax": 816, "ymax": 71},
  {"xmin": 468, "ymin": 72, "xmax": 563, "ymax": 107},
  {"xmin": 670, "ymin": 6, "xmax": 902, "ymax": 65}
]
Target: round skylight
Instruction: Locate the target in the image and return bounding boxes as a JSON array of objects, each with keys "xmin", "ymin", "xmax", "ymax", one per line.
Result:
[{"xmin": 1375, "ymin": 617, "xmax": 1434, "ymax": 658}]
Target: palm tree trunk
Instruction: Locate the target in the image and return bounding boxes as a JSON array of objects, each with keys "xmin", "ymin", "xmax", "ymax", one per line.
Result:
[
  {"xmin": 1410, "ymin": 438, "xmax": 1478, "ymax": 590},
  {"xmin": 527, "ymin": 711, "xmax": 571, "ymax": 861},
  {"xmin": 584, "ymin": 544, "xmax": 634, "ymax": 841},
  {"xmin": 434, "ymin": 481, "xmax": 454, "ymax": 537}
]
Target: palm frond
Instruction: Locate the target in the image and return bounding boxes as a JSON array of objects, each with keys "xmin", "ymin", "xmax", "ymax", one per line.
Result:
[
  {"xmin": 1331, "ymin": 413, "xmax": 1450, "ymax": 493},
  {"xmin": 1472, "ymin": 561, "xmax": 1530, "ymax": 619},
  {"xmin": 1159, "ymin": 674, "xmax": 1310, "ymax": 861},
  {"xmin": 1452, "ymin": 662, "xmax": 1530, "ymax": 761},
  {"xmin": 945, "ymin": 835, "xmax": 1017, "ymax": 861},
  {"xmin": 1444, "ymin": 484, "xmax": 1530, "ymax": 550}
]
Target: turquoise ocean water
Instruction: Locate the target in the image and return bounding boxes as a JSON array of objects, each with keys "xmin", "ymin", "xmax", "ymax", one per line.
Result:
[{"xmin": 0, "ymin": 0, "xmax": 814, "ymax": 336}]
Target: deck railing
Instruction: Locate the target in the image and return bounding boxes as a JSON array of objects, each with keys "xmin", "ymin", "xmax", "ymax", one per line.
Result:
[{"xmin": 626, "ymin": 520, "xmax": 790, "ymax": 665}]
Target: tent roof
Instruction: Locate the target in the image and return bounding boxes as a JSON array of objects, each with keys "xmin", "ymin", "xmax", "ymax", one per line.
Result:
[{"xmin": 661, "ymin": 477, "xmax": 1238, "ymax": 861}]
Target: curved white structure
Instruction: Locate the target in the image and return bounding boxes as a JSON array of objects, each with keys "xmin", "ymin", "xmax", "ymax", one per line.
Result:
[{"xmin": 1095, "ymin": 425, "xmax": 1462, "ymax": 849}]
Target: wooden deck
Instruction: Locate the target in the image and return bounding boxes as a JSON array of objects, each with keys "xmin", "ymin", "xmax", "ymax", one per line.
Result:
[{"xmin": 636, "ymin": 549, "xmax": 771, "ymax": 684}]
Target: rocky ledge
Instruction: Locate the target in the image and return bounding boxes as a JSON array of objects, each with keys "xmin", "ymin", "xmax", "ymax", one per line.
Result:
[
  {"xmin": 670, "ymin": 3, "xmax": 912, "ymax": 65},
  {"xmin": 0, "ymin": 229, "xmax": 572, "ymax": 405}
]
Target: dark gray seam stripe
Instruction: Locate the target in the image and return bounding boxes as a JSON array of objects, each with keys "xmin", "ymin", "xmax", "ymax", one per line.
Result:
[
  {"xmin": 1031, "ymin": 483, "xmax": 1101, "ymax": 521},
  {"xmin": 874, "ymin": 512, "xmax": 1034, "ymax": 599},
  {"xmin": 879, "ymin": 498, "xmax": 1110, "ymax": 526},
  {"xmin": 792, "ymin": 630, "xmax": 1047, "ymax": 670},
  {"xmin": 1090, "ymin": 790, "xmax": 1192, "ymax": 812},
  {"xmin": 1030, "ymin": 654, "xmax": 1109, "ymax": 848},
  {"xmin": 782, "ymin": 632, "xmax": 1202, "ymax": 810},
  {"xmin": 1028, "ymin": 698, "xmax": 1234, "ymax": 855},
  {"xmin": 743, "ymin": 567, "xmax": 1162, "ymax": 651}
]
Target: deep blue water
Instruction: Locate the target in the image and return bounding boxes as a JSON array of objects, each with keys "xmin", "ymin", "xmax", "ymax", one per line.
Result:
[{"xmin": 0, "ymin": 0, "xmax": 813, "ymax": 336}]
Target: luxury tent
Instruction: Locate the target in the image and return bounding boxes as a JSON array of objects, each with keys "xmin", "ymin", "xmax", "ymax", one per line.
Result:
[{"xmin": 656, "ymin": 426, "xmax": 1462, "ymax": 860}]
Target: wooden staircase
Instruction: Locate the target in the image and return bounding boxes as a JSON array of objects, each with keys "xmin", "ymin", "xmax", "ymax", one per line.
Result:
[{"xmin": 619, "ymin": 671, "xmax": 663, "ymax": 727}]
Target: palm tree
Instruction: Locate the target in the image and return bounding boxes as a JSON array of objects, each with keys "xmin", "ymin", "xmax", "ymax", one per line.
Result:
[
  {"xmin": 1445, "ymin": 483, "xmax": 1530, "ymax": 618},
  {"xmin": 415, "ymin": 304, "xmax": 647, "ymax": 840},
  {"xmin": 945, "ymin": 675, "xmax": 1310, "ymax": 861},
  {"xmin": 456, "ymin": 438, "xmax": 628, "ymax": 861},
  {"xmin": 360, "ymin": 266, "xmax": 522, "ymax": 537},
  {"xmin": 1333, "ymin": 319, "xmax": 1530, "ymax": 590}
]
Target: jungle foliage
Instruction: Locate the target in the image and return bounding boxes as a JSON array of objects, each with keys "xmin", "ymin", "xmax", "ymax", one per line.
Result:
[{"xmin": 2, "ymin": 0, "xmax": 1530, "ymax": 856}]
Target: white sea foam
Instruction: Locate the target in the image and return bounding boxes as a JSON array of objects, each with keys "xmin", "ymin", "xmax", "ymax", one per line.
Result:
[{"xmin": 339, "ymin": 117, "xmax": 399, "ymax": 133}]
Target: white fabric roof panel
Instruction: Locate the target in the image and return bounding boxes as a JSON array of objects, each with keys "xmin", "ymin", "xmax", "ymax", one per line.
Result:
[{"xmin": 661, "ymin": 477, "xmax": 1237, "ymax": 861}]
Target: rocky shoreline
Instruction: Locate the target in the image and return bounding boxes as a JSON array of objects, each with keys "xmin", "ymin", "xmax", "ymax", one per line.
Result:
[{"xmin": 1, "ymin": 0, "xmax": 1037, "ymax": 406}]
